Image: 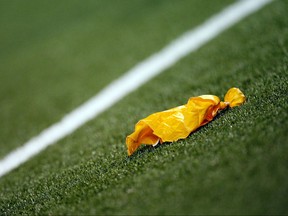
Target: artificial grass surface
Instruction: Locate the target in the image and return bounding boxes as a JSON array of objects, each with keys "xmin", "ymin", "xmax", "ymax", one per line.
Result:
[
  {"xmin": 0, "ymin": 0, "xmax": 232, "ymax": 158},
  {"xmin": 1, "ymin": 0, "xmax": 288, "ymax": 215}
]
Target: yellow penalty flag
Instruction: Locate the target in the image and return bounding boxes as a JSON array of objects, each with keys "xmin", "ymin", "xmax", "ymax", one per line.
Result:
[{"xmin": 126, "ymin": 87, "xmax": 246, "ymax": 156}]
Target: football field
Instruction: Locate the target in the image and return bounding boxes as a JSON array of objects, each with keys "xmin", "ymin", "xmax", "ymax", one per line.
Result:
[{"xmin": 0, "ymin": 0, "xmax": 288, "ymax": 214}]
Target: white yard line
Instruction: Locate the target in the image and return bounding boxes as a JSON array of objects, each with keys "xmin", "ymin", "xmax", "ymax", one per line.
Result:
[{"xmin": 0, "ymin": 0, "xmax": 272, "ymax": 178}]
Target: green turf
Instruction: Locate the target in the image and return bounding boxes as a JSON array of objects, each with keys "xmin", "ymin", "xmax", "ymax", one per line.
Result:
[
  {"xmin": 0, "ymin": 0, "xmax": 233, "ymax": 158},
  {"xmin": 1, "ymin": 0, "xmax": 288, "ymax": 215}
]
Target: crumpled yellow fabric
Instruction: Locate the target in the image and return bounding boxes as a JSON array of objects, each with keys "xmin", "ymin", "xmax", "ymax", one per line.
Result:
[{"xmin": 126, "ymin": 87, "xmax": 246, "ymax": 156}]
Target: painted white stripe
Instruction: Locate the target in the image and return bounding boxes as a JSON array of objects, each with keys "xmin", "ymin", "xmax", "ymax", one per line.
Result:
[{"xmin": 0, "ymin": 0, "xmax": 272, "ymax": 178}]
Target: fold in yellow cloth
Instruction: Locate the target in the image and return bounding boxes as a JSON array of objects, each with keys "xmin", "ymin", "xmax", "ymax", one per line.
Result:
[{"xmin": 126, "ymin": 87, "xmax": 246, "ymax": 156}]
